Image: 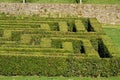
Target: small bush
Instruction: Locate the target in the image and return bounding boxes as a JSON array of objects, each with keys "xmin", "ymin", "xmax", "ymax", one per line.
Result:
[
  {"xmin": 11, "ymin": 31, "xmax": 21, "ymax": 41},
  {"xmin": 0, "ymin": 29, "xmax": 4, "ymax": 37},
  {"xmin": 59, "ymin": 22, "xmax": 68, "ymax": 32},
  {"xmin": 75, "ymin": 20, "xmax": 87, "ymax": 32},
  {"xmin": 51, "ymin": 40, "xmax": 62, "ymax": 48},
  {"xmin": 89, "ymin": 18, "xmax": 103, "ymax": 33},
  {"xmin": 0, "ymin": 55, "xmax": 119, "ymax": 77}
]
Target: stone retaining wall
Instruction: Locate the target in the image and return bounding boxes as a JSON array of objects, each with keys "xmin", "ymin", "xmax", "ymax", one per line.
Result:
[{"xmin": 0, "ymin": 3, "xmax": 120, "ymax": 24}]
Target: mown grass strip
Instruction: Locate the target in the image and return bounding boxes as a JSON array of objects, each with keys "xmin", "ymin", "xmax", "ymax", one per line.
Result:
[
  {"xmin": 0, "ymin": 76, "xmax": 120, "ymax": 80},
  {"xmin": 75, "ymin": 20, "xmax": 87, "ymax": 32}
]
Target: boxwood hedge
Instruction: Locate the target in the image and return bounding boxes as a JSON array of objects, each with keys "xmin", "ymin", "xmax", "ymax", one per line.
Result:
[{"xmin": 0, "ymin": 55, "xmax": 119, "ymax": 77}]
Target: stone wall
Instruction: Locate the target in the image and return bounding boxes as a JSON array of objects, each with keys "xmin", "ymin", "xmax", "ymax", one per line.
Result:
[{"xmin": 0, "ymin": 3, "xmax": 120, "ymax": 24}]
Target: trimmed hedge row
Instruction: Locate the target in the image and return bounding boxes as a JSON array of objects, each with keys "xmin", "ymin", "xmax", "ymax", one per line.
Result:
[
  {"xmin": 89, "ymin": 18, "xmax": 103, "ymax": 33},
  {"xmin": 0, "ymin": 48, "xmax": 73, "ymax": 55},
  {"xmin": 19, "ymin": 32, "xmax": 103, "ymax": 41},
  {"xmin": 101, "ymin": 35, "xmax": 120, "ymax": 57},
  {"xmin": 51, "ymin": 38, "xmax": 86, "ymax": 54},
  {"xmin": 0, "ymin": 16, "xmax": 119, "ymax": 77},
  {"xmin": 0, "ymin": 18, "xmax": 105, "ymax": 35},
  {"xmin": 0, "ymin": 55, "xmax": 67, "ymax": 76},
  {"xmin": 59, "ymin": 21, "xmax": 68, "ymax": 32},
  {"xmin": 0, "ymin": 18, "xmax": 94, "ymax": 33},
  {"xmin": 62, "ymin": 42, "xmax": 73, "ymax": 52},
  {"xmin": 11, "ymin": 31, "xmax": 21, "ymax": 41},
  {"xmin": 0, "ymin": 55, "xmax": 119, "ymax": 77},
  {"xmin": 41, "ymin": 24, "xmax": 50, "ymax": 31},
  {"xmin": 0, "ymin": 17, "xmax": 82, "ymax": 21},
  {"xmin": 90, "ymin": 36, "xmax": 119, "ymax": 58},
  {"xmin": 2, "ymin": 35, "xmax": 117, "ymax": 58},
  {"xmin": 75, "ymin": 20, "xmax": 87, "ymax": 32},
  {"xmin": 0, "ymin": 29, "xmax": 4, "ymax": 37},
  {"xmin": 82, "ymin": 39, "xmax": 99, "ymax": 57}
]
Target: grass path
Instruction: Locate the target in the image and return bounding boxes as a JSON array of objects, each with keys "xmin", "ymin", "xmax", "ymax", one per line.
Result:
[
  {"xmin": 103, "ymin": 28, "xmax": 120, "ymax": 49},
  {"xmin": 82, "ymin": 0, "xmax": 120, "ymax": 4},
  {"xmin": 0, "ymin": 76, "xmax": 120, "ymax": 80},
  {"xmin": 103, "ymin": 24, "xmax": 120, "ymax": 52},
  {"xmin": 102, "ymin": 24, "xmax": 120, "ymax": 28}
]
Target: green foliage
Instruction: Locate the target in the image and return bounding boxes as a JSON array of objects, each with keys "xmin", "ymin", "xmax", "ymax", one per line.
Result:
[
  {"xmin": 3, "ymin": 30, "xmax": 11, "ymax": 38},
  {"xmin": 11, "ymin": 31, "xmax": 21, "ymax": 41},
  {"xmin": 30, "ymin": 36, "xmax": 41, "ymax": 45},
  {"xmin": 82, "ymin": 39, "xmax": 99, "ymax": 57},
  {"xmin": 103, "ymin": 28, "xmax": 120, "ymax": 50},
  {"xmin": 59, "ymin": 22, "xmax": 68, "ymax": 32},
  {"xmin": 66, "ymin": 57, "xmax": 120, "ymax": 77},
  {"xmin": 0, "ymin": 55, "xmax": 120, "ymax": 77},
  {"xmin": 72, "ymin": 41, "xmax": 82, "ymax": 54},
  {"xmin": 82, "ymin": 0, "xmax": 120, "ymax": 4},
  {"xmin": 98, "ymin": 38, "xmax": 112, "ymax": 58},
  {"xmin": 75, "ymin": 20, "xmax": 87, "ymax": 32},
  {"xmin": 0, "ymin": 16, "xmax": 119, "ymax": 77},
  {"xmin": 49, "ymin": 23, "xmax": 59, "ymax": 31},
  {"xmin": 0, "ymin": 29, "xmax": 4, "ymax": 37},
  {"xmin": 67, "ymin": 20, "xmax": 76, "ymax": 32},
  {"xmin": 0, "ymin": 55, "xmax": 67, "ymax": 76},
  {"xmin": 51, "ymin": 40, "xmax": 62, "ymax": 48},
  {"xmin": 21, "ymin": 34, "xmax": 31, "ymax": 44},
  {"xmin": 40, "ymin": 38, "xmax": 51, "ymax": 48},
  {"xmin": 0, "ymin": 76, "xmax": 120, "ymax": 80},
  {"xmin": 89, "ymin": 18, "xmax": 103, "ymax": 33},
  {"xmin": 62, "ymin": 42, "xmax": 73, "ymax": 51},
  {"xmin": 41, "ymin": 24, "xmax": 50, "ymax": 31}
]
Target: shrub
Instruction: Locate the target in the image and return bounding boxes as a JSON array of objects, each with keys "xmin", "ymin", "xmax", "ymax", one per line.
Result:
[
  {"xmin": 49, "ymin": 23, "xmax": 59, "ymax": 31},
  {"xmin": 3, "ymin": 30, "xmax": 11, "ymax": 38},
  {"xmin": 0, "ymin": 29, "xmax": 4, "ymax": 37},
  {"xmin": 82, "ymin": 39, "xmax": 99, "ymax": 57},
  {"xmin": 0, "ymin": 16, "xmax": 119, "ymax": 77},
  {"xmin": 40, "ymin": 38, "xmax": 51, "ymax": 48},
  {"xmin": 98, "ymin": 38, "xmax": 112, "ymax": 58},
  {"xmin": 0, "ymin": 55, "xmax": 119, "ymax": 77},
  {"xmin": 59, "ymin": 22, "xmax": 68, "ymax": 32},
  {"xmin": 62, "ymin": 42, "xmax": 73, "ymax": 51},
  {"xmin": 41, "ymin": 24, "xmax": 50, "ymax": 31},
  {"xmin": 75, "ymin": 20, "xmax": 87, "ymax": 32},
  {"xmin": 11, "ymin": 31, "xmax": 21, "ymax": 41},
  {"xmin": 51, "ymin": 39, "xmax": 62, "ymax": 48},
  {"xmin": 72, "ymin": 40, "xmax": 83, "ymax": 54},
  {"xmin": 0, "ymin": 55, "xmax": 67, "ymax": 76},
  {"xmin": 21, "ymin": 34, "xmax": 31, "ymax": 44},
  {"xmin": 89, "ymin": 18, "xmax": 104, "ymax": 33},
  {"xmin": 67, "ymin": 20, "xmax": 76, "ymax": 32},
  {"xmin": 101, "ymin": 35, "xmax": 119, "ymax": 57}
]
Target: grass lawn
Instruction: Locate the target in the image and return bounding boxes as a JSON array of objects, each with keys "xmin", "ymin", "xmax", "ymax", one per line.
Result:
[
  {"xmin": 0, "ymin": 76, "xmax": 120, "ymax": 80},
  {"xmin": 0, "ymin": 0, "xmax": 76, "ymax": 3},
  {"xmin": 0, "ymin": 0, "xmax": 120, "ymax": 4},
  {"xmin": 82, "ymin": 0, "xmax": 120, "ymax": 4},
  {"xmin": 103, "ymin": 28, "xmax": 120, "ymax": 50}
]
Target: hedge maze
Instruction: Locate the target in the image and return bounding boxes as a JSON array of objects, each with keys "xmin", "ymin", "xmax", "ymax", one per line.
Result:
[{"xmin": 0, "ymin": 17, "xmax": 120, "ymax": 77}]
